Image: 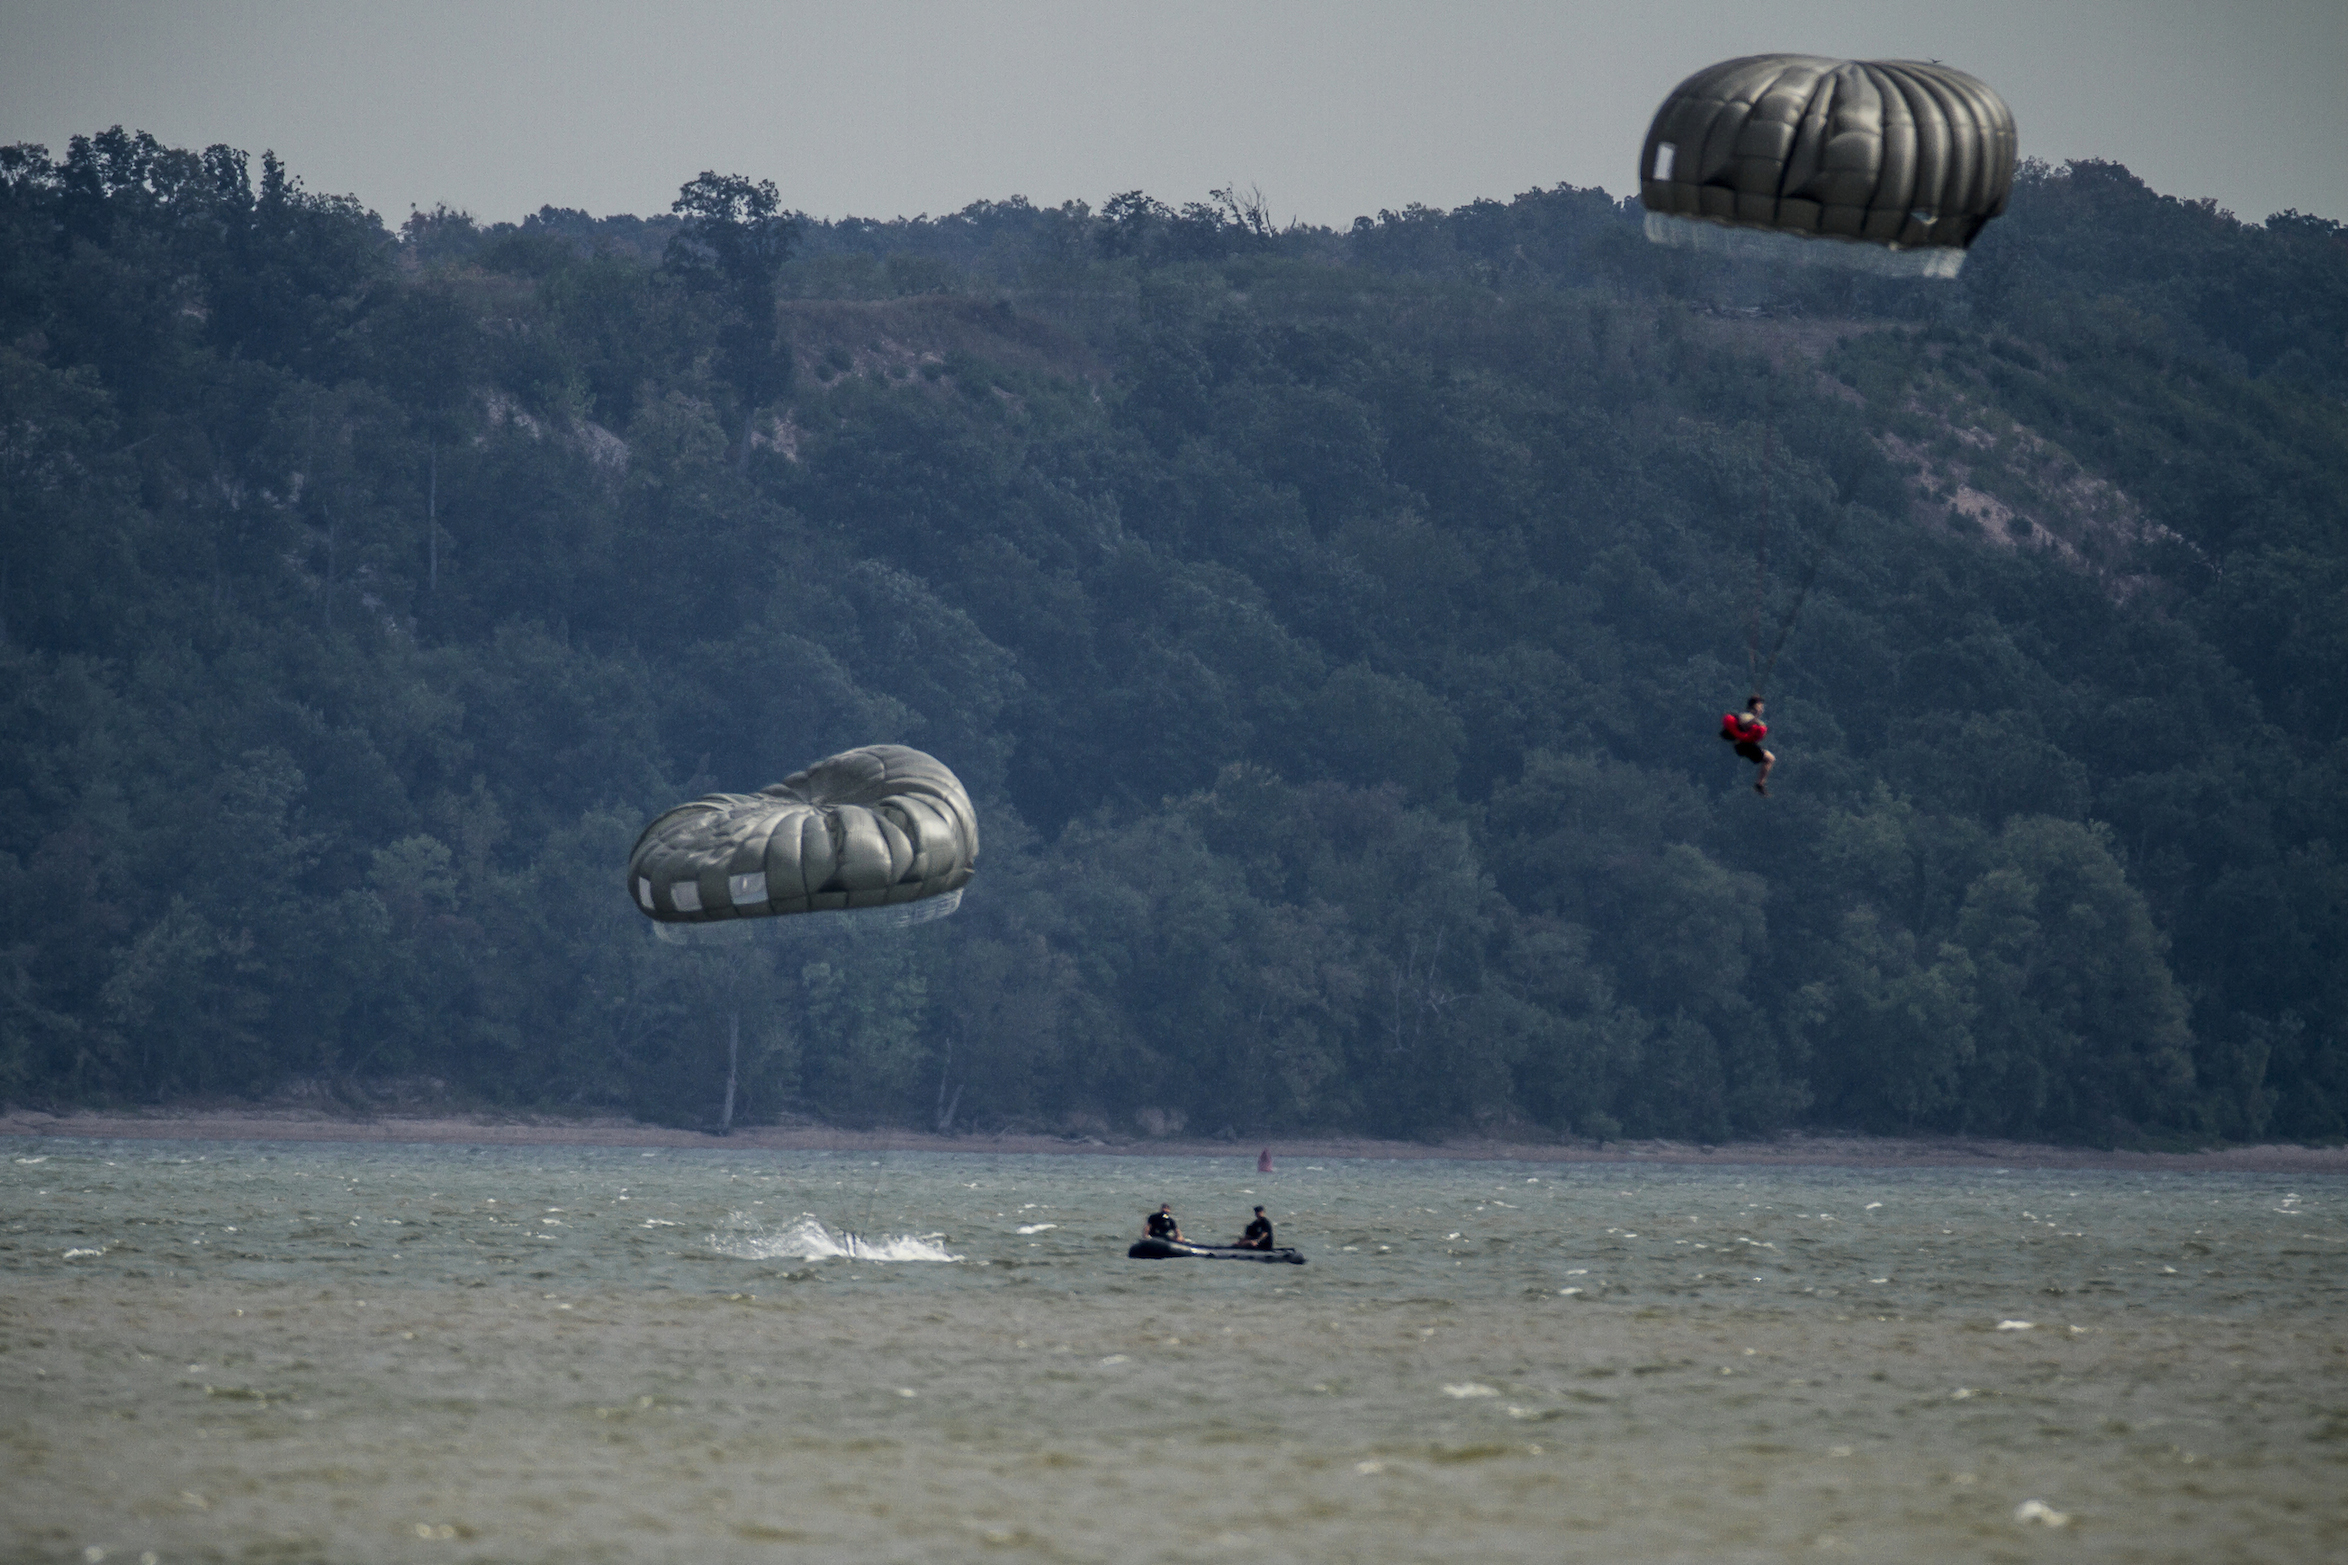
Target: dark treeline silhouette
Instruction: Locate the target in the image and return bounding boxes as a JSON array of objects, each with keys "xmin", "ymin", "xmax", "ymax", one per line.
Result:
[{"xmin": 4, "ymin": 127, "xmax": 2344, "ymax": 1143}]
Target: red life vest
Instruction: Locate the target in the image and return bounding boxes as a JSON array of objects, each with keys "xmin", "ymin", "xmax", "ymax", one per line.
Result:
[{"xmin": 1720, "ymin": 713, "xmax": 1766, "ymax": 743}]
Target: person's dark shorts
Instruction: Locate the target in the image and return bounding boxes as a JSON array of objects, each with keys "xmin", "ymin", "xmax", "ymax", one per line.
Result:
[{"xmin": 1734, "ymin": 740, "xmax": 1767, "ymax": 764}]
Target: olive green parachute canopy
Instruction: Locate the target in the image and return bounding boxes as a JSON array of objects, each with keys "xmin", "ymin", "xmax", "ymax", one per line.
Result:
[
  {"xmin": 629, "ymin": 745, "xmax": 977, "ymax": 937},
  {"xmin": 1639, "ymin": 55, "xmax": 2016, "ymax": 278}
]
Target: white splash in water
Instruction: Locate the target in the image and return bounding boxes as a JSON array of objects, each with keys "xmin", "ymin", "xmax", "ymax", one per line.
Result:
[{"xmin": 705, "ymin": 1214, "xmax": 960, "ymax": 1263}]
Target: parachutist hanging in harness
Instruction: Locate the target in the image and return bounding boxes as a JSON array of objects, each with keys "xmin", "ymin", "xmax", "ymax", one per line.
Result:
[
  {"xmin": 1719, "ymin": 413, "xmax": 1787, "ymax": 799},
  {"xmin": 1714, "ymin": 371, "xmax": 1838, "ymax": 799},
  {"xmin": 1721, "ymin": 697, "xmax": 1774, "ymax": 795},
  {"xmin": 1646, "ymin": 61, "xmax": 2012, "ymax": 798}
]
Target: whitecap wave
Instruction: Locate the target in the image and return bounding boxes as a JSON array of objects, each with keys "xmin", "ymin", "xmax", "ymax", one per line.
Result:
[{"xmin": 705, "ymin": 1214, "xmax": 960, "ymax": 1263}]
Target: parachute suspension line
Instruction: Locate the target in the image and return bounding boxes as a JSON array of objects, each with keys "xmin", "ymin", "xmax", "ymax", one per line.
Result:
[
  {"xmin": 850, "ymin": 1138, "xmax": 892, "ymax": 1257},
  {"xmin": 1753, "ymin": 504, "xmax": 1849, "ymax": 697},
  {"xmin": 1746, "ymin": 408, "xmax": 1774, "ymax": 697},
  {"xmin": 846, "ymin": 1008, "xmax": 889, "ymax": 1254},
  {"xmin": 1740, "ymin": 357, "xmax": 1842, "ymax": 701}
]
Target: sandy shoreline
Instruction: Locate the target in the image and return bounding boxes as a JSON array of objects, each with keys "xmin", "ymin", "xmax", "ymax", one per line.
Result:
[{"xmin": 2, "ymin": 1107, "xmax": 2342, "ymax": 1174}]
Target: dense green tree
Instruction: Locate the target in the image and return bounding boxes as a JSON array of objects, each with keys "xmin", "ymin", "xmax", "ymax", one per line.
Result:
[
  {"xmin": 665, "ymin": 172, "xmax": 798, "ymax": 465},
  {"xmin": 2, "ymin": 129, "xmax": 2343, "ymax": 1144}
]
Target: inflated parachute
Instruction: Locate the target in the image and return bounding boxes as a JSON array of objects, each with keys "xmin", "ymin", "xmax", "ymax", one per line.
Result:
[
  {"xmin": 1640, "ymin": 55, "xmax": 2016, "ymax": 278},
  {"xmin": 629, "ymin": 745, "xmax": 976, "ymax": 939}
]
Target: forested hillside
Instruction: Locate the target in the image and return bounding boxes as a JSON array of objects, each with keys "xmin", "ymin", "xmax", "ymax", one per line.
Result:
[{"xmin": 5, "ymin": 129, "xmax": 2344, "ymax": 1143}]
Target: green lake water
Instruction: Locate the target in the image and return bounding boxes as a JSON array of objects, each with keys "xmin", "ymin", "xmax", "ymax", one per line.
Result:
[{"xmin": 3, "ymin": 1138, "xmax": 2342, "ymax": 1562}]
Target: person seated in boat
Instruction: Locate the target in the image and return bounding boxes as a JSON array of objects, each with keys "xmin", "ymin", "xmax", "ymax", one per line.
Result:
[
  {"xmin": 1235, "ymin": 1206, "xmax": 1274, "ymax": 1250},
  {"xmin": 1719, "ymin": 696, "xmax": 1775, "ymax": 796},
  {"xmin": 1144, "ymin": 1204, "xmax": 1184, "ymax": 1243}
]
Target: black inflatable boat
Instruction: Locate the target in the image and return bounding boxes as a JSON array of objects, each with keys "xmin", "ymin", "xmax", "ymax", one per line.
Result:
[{"xmin": 1127, "ymin": 1238, "xmax": 1306, "ymax": 1264}]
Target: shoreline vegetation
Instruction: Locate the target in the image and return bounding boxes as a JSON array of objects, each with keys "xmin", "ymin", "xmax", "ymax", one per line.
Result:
[{"xmin": 3, "ymin": 1107, "xmax": 2340, "ymax": 1175}]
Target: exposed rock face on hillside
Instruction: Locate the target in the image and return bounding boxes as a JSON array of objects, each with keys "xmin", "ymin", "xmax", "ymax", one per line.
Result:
[
  {"xmin": 781, "ymin": 295, "xmax": 1107, "ymax": 395},
  {"xmin": 1878, "ymin": 416, "xmax": 2191, "ymax": 602},
  {"xmin": 1698, "ymin": 315, "xmax": 2199, "ymax": 603}
]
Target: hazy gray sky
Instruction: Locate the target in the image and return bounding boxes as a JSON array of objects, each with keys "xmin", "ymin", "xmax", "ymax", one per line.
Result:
[{"xmin": 4, "ymin": 1, "xmax": 2341, "ymax": 230}]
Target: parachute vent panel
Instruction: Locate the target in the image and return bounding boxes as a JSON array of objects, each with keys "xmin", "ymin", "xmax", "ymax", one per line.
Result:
[
  {"xmin": 627, "ymin": 745, "xmax": 978, "ymax": 924},
  {"xmin": 1639, "ymin": 55, "xmax": 2015, "ymax": 259}
]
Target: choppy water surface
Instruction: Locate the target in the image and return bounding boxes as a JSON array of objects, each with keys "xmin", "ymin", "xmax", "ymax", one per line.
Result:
[{"xmin": 3, "ymin": 1139, "xmax": 2342, "ymax": 1563}]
